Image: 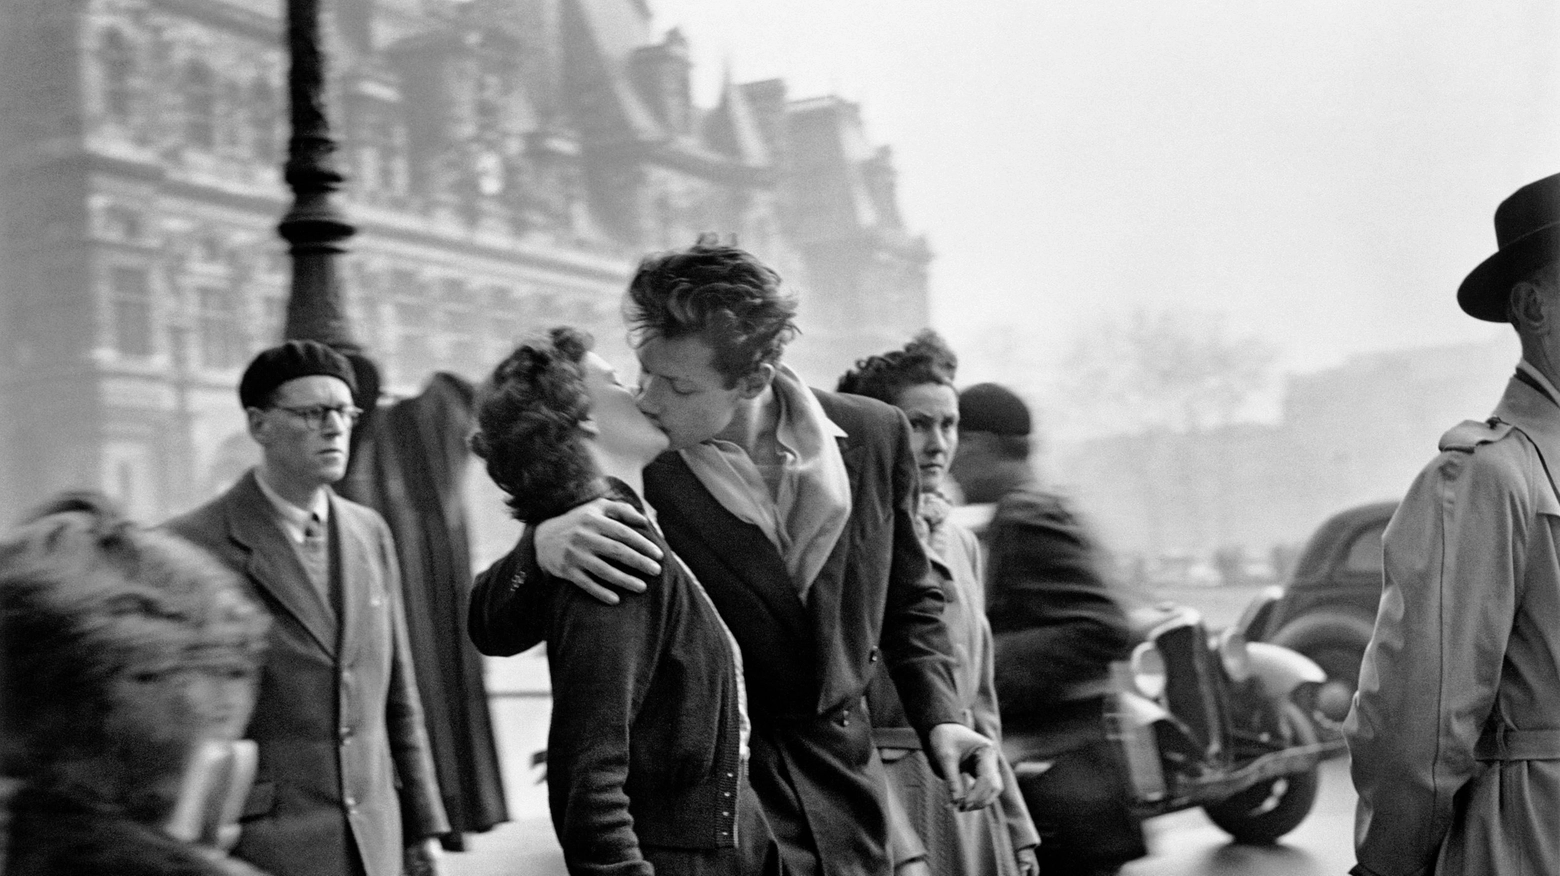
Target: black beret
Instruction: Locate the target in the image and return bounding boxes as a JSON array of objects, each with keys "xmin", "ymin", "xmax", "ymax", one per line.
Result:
[
  {"xmin": 959, "ymin": 382, "xmax": 1031, "ymax": 437},
  {"xmin": 238, "ymin": 340, "xmax": 357, "ymax": 409}
]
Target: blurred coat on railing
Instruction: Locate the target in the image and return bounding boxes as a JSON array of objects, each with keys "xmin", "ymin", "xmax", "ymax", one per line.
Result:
[{"xmin": 340, "ymin": 372, "xmax": 508, "ymax": 848}]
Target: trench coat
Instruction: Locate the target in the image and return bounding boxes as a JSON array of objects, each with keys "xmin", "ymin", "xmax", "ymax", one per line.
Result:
[
  {"xmin": 1347, "ymin": 373, "xmax": 1560, "ymax": 876},
  {"xmin": 166, "ymin": 471, "xmax": 449, "ymax": 876}
]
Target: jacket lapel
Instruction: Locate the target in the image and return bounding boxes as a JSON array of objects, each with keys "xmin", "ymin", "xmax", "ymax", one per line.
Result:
[
  {"xmin": 650, "ymin": 454, "xmax": 812, "ymax": 638},
  {"xmin": 805, "ymin": 440, "xmax": 863, "ymax": 627},
  {"xmin": 332, "ymin": 497, "xmax": 382, "ymax": 665},
  {"xmin": 226, "ymin": 472, "xmax": 338, "ymax": 656}
]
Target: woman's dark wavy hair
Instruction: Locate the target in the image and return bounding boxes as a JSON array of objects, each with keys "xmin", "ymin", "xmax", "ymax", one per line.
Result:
[
  {"xmin": 624, "ymin": 234, "xmax": 799, "ymax": 387},
  {"xmin": 836, "ymin": 329, "xmax": 959, "ymax": 405},
  {"xmin": 471, "ymin": 327, "xmax": 604, "ymax": 524}
]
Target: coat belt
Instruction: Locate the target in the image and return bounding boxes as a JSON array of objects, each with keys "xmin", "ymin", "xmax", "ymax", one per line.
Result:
[{"xmin": 1474, "ymin": 726, "xmax": 1560, "ymax": 761}]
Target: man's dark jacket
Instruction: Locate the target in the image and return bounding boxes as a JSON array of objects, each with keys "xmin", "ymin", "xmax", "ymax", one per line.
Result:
[
  {"xmin": 984, "ymin": 482, "xmax": 1133, "ymax": 752},
  {"xmin": 166, "ymin": 471, "xmax": 449, "ymax": 876},
  {"xmin": 469, "ymin": 389, "xmax": 963, "ymax": 876}
]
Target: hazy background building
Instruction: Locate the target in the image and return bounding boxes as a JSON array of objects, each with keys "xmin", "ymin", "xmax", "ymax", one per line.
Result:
[{"xmin": 0, "ymin": 0, "xmax": 931, "ymax": 526}]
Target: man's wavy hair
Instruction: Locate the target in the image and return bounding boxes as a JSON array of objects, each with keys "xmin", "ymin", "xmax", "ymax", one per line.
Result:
[
  {"xmin": 471, "ymin": 327, "xmax": 604, "ymax": 524},
  {"xmin": 836, "ymin": 329, "xmax": 959, "ymax": 405},
  {"xmin": 624, "ymin": 235, "xmax": 799, "ymax": 386}
]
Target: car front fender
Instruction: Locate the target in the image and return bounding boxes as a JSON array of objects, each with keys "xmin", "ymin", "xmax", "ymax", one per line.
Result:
[{"xmin": 1245, "ymin": 642, "xmax": 1326, "ymax": 701}]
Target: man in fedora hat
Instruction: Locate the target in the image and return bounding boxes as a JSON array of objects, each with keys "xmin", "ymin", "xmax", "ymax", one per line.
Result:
[{"xmin": 1347, "ymin": 172, "xmax": 1560, "ymax": 876}]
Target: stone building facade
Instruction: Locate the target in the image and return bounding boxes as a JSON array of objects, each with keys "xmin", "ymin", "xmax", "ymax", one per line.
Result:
[{"xmin": 0, "ymin": 0, "xmax": 931, "ymax": 524}]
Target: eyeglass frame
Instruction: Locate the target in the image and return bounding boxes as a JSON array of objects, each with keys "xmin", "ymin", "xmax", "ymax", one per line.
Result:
[{"xmin": 267, "ymin": 403, "xmax": 363, "ymax": 430}]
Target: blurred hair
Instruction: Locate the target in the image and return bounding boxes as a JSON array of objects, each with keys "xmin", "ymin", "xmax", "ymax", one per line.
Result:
[
  {"xmin": 0, "ymin": 492, "xmax": 268, "ymax": 780},
  {"xmin": 836, "ymin": 330, "xmax": 958, "ymax": 405},
  {"xmin": 624, "ymin": 234, "xmax": 799, "ymax": 386},
  {"xmin": 471, "ymin": 327, "xmax": 604, "ymax": 523}
]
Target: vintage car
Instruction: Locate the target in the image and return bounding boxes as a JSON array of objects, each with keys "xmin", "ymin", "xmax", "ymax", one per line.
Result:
[{"xmin": 1246, "ymin": 500, "xmax": 1397, "ymax": 720}]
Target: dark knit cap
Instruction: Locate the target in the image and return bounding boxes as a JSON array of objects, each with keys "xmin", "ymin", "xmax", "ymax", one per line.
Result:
[
  {"xmin": 958, "ymin": 382, "xmax": 1031, "ymax": 436},
  {"xmin": 238, "ymin": 340, "xmax": 357, "ymax": 409}
]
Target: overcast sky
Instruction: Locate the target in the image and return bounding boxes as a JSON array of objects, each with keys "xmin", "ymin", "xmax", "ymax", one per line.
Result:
[{"xmin": 650, "ymin": 0, "xmax": 1560, "ymax": 386}]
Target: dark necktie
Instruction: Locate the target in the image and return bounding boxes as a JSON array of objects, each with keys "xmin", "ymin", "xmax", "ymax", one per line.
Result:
[{"xmin": 300, "ymin": 513, "xmax": 330, "ymax": 603}]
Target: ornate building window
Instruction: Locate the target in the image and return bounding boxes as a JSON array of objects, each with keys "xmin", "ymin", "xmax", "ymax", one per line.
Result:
[
  {"xmin": 109, "ymin": 266, "xmax": 154, "ymax": 357},
  {"xmin": 99, "ymin": 28, "xmax": 135, "ymax": 125},
  {"xmin": 251, "ymin": 78, "xmax": 279, "ymax": 164},
  {"xmin": 391, "ymin": 271, "xmax": 434, "ymax": 384},
  {"xmin": 196, "ymin": 285, "xmax": 242, "ymax": 369},
  {"xmin": 184, "ymin": 60, "xmax": 217, "ymax": 150},
  {"xmin": 440, "ymin": 278, "xmax": 480, "ymax": 375},
  {"xmin": 488, "ymin": 286, "xmax": 520, "ymax": 358}
]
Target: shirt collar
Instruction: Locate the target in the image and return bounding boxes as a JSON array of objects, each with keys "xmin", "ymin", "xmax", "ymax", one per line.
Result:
[
  {"xmin": 254, "ymin": 468, "xmax": 330, "ymax": 528},
  {"xmin": 1518, "ymin": 359, "xmax": 1560, "ymax": 407}
]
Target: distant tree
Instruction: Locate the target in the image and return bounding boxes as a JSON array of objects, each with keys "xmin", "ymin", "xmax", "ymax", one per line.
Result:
[
  {"xmin": 1052, "ymin": 307, "xmax": 1277, "ymax": 560},
  {"xmin": 1058, "ymin": 307, "xmax": 1276, "ymax": 435}
]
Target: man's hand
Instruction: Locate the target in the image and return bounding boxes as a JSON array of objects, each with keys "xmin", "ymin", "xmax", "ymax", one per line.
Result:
[
  {"xmin": 928, "ymin": 723, "xmax": 1002, "ymax": 811},
  {"xmin": 1015, "ymin": 845, "xmax": 1039, "ymax": 876},
  {"xmin": 534, "ymin": 497, "xmax": 662, "ymax": 604},
  {"xmin": 403, "ymin": 838, "xmax": 443, "ymax": 876}
]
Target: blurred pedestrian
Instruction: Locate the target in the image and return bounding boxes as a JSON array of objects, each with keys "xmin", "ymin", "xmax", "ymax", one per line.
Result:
[
  {"xmin": 950, "ymin": 383, "xmax": 1143, "ymax": 876},
  {"xmin": 1347, "ymin": 171, "xmax": 1560, "ymax": 876},
  {"xmin": 468, "ymin": 327, "xmax": 784, "ymax": 876},
  {"xmin": 838, "ymin": 332, "xmax": 1041, "ymax": 876},
  {"xmin": 0, "ymin": 493, "xmax": 270, "ymax": 876},
  {"xmin": 165, "ymin": 340, "xmax": 449, "ymax": 876},
  {"xmin": 467, "ymin": 237, "xmax": 1002, "ymax": 876}
]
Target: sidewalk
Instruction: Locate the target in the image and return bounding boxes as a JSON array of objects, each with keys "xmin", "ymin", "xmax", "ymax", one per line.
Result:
[{"xmin": 446, "ymin": 816, "xmax": 565, "ymax": 876}]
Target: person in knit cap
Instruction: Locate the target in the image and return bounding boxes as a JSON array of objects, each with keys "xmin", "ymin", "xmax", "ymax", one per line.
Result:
[
  {"xmin": 838, "ymin": 332, "xmax": 1041, "ymax": 876},
  {"xmin": 0, "ymin": 492, "xmax": 271, "ymax": 876},
  {"xmin": 165, "ymin": 340, "xmax": 449, "ymax": 876},
  {"xmin": 950, "ymin": 384, "xmax": 1142, "ymax": 876}
]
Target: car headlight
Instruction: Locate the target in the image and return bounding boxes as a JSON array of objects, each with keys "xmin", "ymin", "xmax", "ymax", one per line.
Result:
[{"xmin": 1129, "ymin": 642, "xmax": 1166, "ymax": 700}]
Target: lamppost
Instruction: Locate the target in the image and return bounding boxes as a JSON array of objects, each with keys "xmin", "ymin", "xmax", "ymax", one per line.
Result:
[
  {"xmin": 278, "ymin": 0, "xmax": 382, "ymax": 441},
  {"xmin": 279, "ymin": 0, "xmax": 356, "ymax": 352}
]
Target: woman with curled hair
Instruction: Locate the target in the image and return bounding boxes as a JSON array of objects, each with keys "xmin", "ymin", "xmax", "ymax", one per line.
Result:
[
  {"xmin": 838, "ymin": 332, "xmax": 1041, "ymax": 876},
  {"xmin": 468, "ymin": 327, "xmax": 782, "ymax": 876},
  {"xmin": 0, "ymin": 492, "xmax": 271, "ymax": 876}
]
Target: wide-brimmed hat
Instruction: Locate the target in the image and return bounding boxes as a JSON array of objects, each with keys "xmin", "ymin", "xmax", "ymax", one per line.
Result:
[{"xmin": 1458, "ymin": 172, "xmax": 1560, "ymax": 322}]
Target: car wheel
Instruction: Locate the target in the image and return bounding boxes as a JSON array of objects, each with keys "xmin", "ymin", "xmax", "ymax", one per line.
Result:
[{"xmin": 1202, "ymin": 701, "xmax": 1321, "ymax": 844}]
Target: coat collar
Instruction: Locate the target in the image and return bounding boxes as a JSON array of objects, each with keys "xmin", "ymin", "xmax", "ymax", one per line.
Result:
[
  {"xmin": 1495, "ymin": 373, "xmax": 1560, "ymax": 456},
  {"xmin": 224, "ymin": 470, "xmax": 338, "ymax": 655}
]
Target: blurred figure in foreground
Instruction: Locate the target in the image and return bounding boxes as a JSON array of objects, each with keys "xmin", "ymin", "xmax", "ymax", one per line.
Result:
[
  {"xmin": 166, "ymin": 341, "xmax": 449, "ymax": 876},
  {"xmin": 0, "ymin": 493, "xmax": 270, "ymax": 876},
  {"xmin": 838, "ymin": 332, "xmax": 1040, "ymax": 876},
  {"xmin": 950, "ymin": 384, "xmax": 1143, "ymax": 876},
  {"xmin": 1347, "ymin": 173, "xmax": 1560, "ymax": 876},
  {"xmin": 468, "ymin": 327, "xmax": 783, "ymax": 876}
]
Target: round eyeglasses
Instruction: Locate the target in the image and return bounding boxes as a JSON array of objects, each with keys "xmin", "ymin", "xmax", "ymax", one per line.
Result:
[{"xmin": 270, "ymin": 403, "xmax": 363, "ymax": 430}]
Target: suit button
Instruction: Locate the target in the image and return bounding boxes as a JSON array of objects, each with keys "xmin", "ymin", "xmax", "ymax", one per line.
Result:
[
  {"xmin": 339, "ymin": 726, "xmax": 353, "ymax": 742},
  {"xmin": 869, "ymin": 648, "xmax": 880, "ymax": 663},
  {"xmin": 344, "ymin": 795, "xmax": 357, "ymax": 809},
  {"xmin": 839, "ymin": 708, "xmax": 851, "ymax": 728}
]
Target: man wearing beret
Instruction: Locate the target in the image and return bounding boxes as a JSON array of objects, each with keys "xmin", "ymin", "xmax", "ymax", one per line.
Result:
[
  {"xmin": 949, "ymin": 383, "xmax": 1143, "ymax": 876},
  {"xmin": 1347, "ymin": 173, "xmax": 1560, "ymax": 876},
  {"xmin": 166, "ymin": 340, "xmax": 449, "ymax": 876}
]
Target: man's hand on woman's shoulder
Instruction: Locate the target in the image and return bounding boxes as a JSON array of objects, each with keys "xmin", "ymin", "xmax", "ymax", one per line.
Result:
[{"xmin": 534, "ymin": 497, "xmax": 664, "ymax": 604}]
